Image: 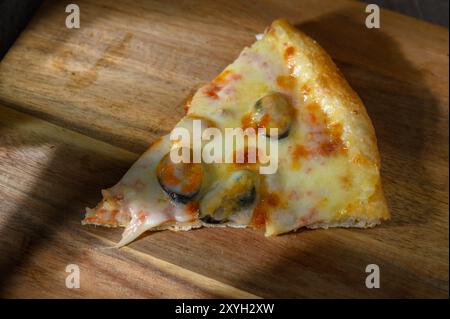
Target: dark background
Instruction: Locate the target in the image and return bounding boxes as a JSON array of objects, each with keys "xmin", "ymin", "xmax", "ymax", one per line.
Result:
[
  {"xmin": 0, "ymin": 0, "xmax": 449, "ymax": 60},
  {"xmin": 361, "ymin": 0, "xmax": 449, "ymax": 27}
]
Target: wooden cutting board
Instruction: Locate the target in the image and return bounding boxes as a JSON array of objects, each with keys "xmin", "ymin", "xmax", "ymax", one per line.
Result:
[{"xmin": 0, "ymin": 0, "xmax": 448, "ymax": 298}]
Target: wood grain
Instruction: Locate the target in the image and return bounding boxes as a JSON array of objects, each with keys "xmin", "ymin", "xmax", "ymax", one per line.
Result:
[{"xmin": 0, "ymin": 0, "xmax": 448, "ymax": 298}]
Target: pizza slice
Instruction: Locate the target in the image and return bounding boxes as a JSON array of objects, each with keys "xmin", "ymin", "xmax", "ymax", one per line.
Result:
[{"xmin": 83, "ymin": 19, "xmax": 390, "ymax": 246}]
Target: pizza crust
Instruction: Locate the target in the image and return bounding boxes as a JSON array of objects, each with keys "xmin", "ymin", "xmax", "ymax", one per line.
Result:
[
  {"xmin": 270, "ymin": 19, "xmax": 380, "ymax": 166},
  {"xmin": 274, "ymin": 19, "xmax": 388, "ymax": 224}
]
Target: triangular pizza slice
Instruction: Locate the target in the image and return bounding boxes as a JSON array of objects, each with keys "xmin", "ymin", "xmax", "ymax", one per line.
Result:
[{"xmin": 83, "ymin": 19, "xmax": 389, "ymax": 246}]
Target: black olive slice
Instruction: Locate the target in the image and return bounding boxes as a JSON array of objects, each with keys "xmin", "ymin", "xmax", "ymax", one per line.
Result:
[
  {"xmin": 251, "ymin": 92, "xmax": 294, "ymax": 139},
  {"xmin": 156, "ymin": 150, "xmax": 202, "ymax": 204}
]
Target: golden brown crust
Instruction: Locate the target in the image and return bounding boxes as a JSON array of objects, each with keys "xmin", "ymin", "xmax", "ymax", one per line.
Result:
[
  {"xmin": 270, "ymin": 19, "xmax": 381, "ymax": 166},
  {"xmin": 269, "ymin": 19, "xmax": 389, "ymax": 221}
]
